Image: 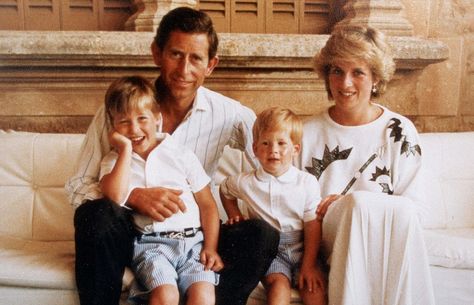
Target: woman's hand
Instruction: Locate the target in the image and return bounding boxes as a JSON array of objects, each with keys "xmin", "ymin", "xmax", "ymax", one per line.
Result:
[{"xmin": 316, "ymin": 194, "xmax": 342, "ymax": 221}]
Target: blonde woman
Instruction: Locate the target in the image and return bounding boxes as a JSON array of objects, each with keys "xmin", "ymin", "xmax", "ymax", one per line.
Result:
[{"xmin": 298, "ymin": 25, "xmax": 435, "ymax": 305}]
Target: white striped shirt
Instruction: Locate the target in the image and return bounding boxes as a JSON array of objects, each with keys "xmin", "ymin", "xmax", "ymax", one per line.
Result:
[{"xmin": 65, "ymin": 86, "xmax": 257, "ymax": 208}]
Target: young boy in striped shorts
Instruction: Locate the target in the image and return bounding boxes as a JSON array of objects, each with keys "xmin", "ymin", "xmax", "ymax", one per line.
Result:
[
  {"xmin": 220, "ymin": 107, "xmax": 326, "ymax": 305},
  {"xmin": 99, "ymin": 75, "xmax": 223, "ymax": 305}
]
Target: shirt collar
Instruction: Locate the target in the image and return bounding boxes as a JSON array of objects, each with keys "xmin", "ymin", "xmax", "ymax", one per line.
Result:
[
  {"xmin": 178, "ymin": 87, "xmax": 210, "ymax": 122},
  {"xmin": 154, "ymin": 78, "xmax": 210, "ymax": 114},
  {"xmin": 193, "ymin": 87, "xmax": 211, "ymax": 112},
  {"xmin": 255, "ymin": 165, "xmax": 298, "ymax": 184}
]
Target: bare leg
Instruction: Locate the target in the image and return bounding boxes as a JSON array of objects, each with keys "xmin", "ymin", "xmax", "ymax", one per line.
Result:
[
  {"xmin": 149, "ymin": 284, "xmax": 179, "ymax": 305},
  {"xmin": 300, "ymin": 284, "xmax": 326, "ymax": 305},
  {"xmin": 186, "ymin": 282, "xmax": 215, "ymax": 305},
  {"xmin": 263, "ymin": 273, "xmax": 291, "ymax": 305}
]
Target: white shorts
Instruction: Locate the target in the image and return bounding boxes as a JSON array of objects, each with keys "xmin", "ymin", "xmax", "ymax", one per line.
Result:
[
  {"xmin": 265, "ymin": 230, "xmax": 304, "ymax": 287},
  {"xmin": 129, "ymin": 230, "xmax": 219, "ymax": 303}
]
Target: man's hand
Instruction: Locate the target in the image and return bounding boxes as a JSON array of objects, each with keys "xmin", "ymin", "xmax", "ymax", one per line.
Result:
[{"xmin": 127, "ymin": 187, "xmax": 186, "ymax": 221}]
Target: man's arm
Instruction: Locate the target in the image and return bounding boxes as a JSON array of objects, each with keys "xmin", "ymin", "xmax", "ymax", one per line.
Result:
[
  {"xmin": 228, "ymin": 103, "xmax": 258, "ymax": 169},
  {"xmin": 65, "ymin": 105, "xmax": 111, "ymax": 208}
]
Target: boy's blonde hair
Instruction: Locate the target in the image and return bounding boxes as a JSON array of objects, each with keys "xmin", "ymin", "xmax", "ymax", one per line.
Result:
[
  {"xmin": 253, "ymin": 107, "xmax": 303, "ymax": 145},
  {"xmin": 105, "ymin": 76, "xmax": 159, "ymax": 124}
]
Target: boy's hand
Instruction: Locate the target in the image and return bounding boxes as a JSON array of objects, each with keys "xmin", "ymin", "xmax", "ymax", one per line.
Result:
[
  {"xmin": 200, "ymin": 248, "xmax": 224, "ymax": 272},
  {"xmin": 225, "ymin": 215, "xmax": 247, "ymax": 225},
  {"xmin": 108, "ymin": 130, "xmax": 132, "ymax": 153},
  {"xmin": 298, "ymin": 263, "xmax": 325, "ymax": 293},
  {"xmin": 316, "ymin": 194, "xmax": 342, "ymax": 222}
]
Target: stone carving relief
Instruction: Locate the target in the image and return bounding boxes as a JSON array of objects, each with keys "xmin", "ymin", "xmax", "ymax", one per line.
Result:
[{"xmin": 436, "ymin": 0, "xmax": 474, "ymax": 34}]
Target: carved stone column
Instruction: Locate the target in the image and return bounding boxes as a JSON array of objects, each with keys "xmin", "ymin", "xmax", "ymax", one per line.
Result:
[
  {"xmin": 125, "ymin": 0, "xmax": 197, "ymax": 32},
  {"xmin": 334, "ymin": 0, "xmax": 414, "ymax": 36}
]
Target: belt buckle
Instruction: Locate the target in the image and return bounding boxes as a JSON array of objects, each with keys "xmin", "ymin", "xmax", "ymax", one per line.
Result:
[
  {"xmin": 167, "ymin": 231, "xmax": 184, "ymax": 239},
  {"xmin": 184, "ymin": 227, "xmax": 195, "ymax": 237}
]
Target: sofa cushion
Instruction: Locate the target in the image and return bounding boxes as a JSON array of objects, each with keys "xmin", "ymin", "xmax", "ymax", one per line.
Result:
[
  {"xmin": 0, "ymin": 131, "xmax": 82, "ymax": 241},
  {"xmin": 0, "ymin": 235, "xmax": 76, "ymax": 289},
  {"xmin": 420, "ymin": 132, "xmax": 474, "ymax": 229},
  {"xmin": 424, "ymin": 229, "xmax": 474, "ymax": 269}
]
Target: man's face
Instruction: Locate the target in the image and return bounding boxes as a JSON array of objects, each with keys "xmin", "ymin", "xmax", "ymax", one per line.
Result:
[{"xmin": 152, "ymin": 31, "xmax": 218, "ymax": 104}]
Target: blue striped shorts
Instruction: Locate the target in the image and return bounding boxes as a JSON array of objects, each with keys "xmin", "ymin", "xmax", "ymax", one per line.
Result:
[
  {"xmin": 265, "ymin": 230, "xmax": 304, "ymax": 287},
  {"xmin": 129, "ymin": 230, "xmax": 219, "ymax": 303}
]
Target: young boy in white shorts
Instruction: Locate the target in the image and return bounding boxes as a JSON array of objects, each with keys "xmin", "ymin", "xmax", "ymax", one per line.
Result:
[
  {"xmin": 219, "ymin": 106, "xmax": 326, "ymax": 305},
  {"xmin": 99, "ymin": 76, "xmax": 223, "ymax": 305}
]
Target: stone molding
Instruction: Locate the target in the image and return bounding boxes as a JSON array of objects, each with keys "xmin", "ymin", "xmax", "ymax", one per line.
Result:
[
  {"xmin": 124, "ymin": 0, "xmax": 196, "ymax": 32},
  {"xmin": 335, "ymin": 0, "xmax": 414, "ymax": 36},
  {"xmin": 0, "ymin": 31, "xmax": 448, "ymax": 70},
  {"xmin": 0, "ymin": 30, "xmax": 452, "ymax": 133}
]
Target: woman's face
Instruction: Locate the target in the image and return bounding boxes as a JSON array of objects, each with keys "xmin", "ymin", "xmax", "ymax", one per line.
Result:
[{"xmin": 328, "ymin": 58, "xmax": 376, "ymax": 112}]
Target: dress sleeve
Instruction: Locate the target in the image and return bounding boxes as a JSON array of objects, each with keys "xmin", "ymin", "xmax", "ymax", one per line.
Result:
[
  {"xmin": 64, "ymin": 105, "xmax": 111, "ymax": 208},
  {"xmin": 391, "ymin": 120, "xmax": 427, "ymax": 221}
]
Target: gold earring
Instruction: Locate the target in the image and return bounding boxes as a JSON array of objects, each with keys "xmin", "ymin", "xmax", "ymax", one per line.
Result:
[{"xmin": 372, "ymin": 84, "xmax": 377, "ymax": 94}]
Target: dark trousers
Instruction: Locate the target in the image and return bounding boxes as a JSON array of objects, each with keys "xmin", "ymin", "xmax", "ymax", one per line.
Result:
[{"xmin": 74, "ymin": 198, "xmax": 279, "ymax": 305}]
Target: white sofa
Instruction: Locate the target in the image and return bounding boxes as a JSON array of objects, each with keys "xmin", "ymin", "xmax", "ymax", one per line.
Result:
[{"xmin": 0, "ymin": 130, "xmax": 473, "ymax": 305}]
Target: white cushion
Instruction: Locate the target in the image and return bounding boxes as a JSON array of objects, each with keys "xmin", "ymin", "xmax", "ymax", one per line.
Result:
[
  {"xmin": 424, "ymin": 229, "xmax": 474, "ymax": 269},
  {"xmin": 0, "ymin": 235, "xmax": 76, "ymax": 289},
  {"xmin": 247, "ymin": 282, "xmax": 302, "ymax": 305},
  {"xmin": 0, "ymin": 131, "xmax": 82, "ymax": 240},
  {"xmin": 420, "ymin": 132, "xmax": 474, "ymax": 229}
]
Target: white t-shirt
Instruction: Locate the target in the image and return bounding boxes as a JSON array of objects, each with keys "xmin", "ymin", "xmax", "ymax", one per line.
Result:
[
  {"xmin": 220, "ymin": 166, "xmax": 321, "ymax": 232},
  {"xmin": 100, "ymin": 133, "xmax": 210, "ymax": 233}
]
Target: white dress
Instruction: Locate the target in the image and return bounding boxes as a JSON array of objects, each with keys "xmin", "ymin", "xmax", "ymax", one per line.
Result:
[{"xmin": 297, "ymin": 105, "xmax": 435, "ymax": 305}]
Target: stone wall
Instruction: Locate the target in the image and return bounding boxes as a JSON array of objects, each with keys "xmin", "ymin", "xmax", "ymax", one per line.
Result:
[
  {"xmin": 0, "ymin": 0, "xmax": 473, "ymax": 133},
  {"xmin": 400, "ymin": 0, "xmax": 474, "ymax": 131}
]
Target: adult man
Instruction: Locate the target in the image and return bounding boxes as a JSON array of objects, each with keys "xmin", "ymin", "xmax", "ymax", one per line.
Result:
[{"xmin": 66, "ymin": 7, "xmax": 279, "ymax": 305}]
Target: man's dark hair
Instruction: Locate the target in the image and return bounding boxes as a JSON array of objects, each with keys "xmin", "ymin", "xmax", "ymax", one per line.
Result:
[{"xmin": 154, "ymin": 7, "xmax": 219, "ymax": 59}]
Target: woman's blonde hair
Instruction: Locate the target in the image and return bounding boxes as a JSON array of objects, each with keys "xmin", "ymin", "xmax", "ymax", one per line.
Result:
[
  {"xmin": 105, "ymin": 76, "xmax": 159, "ymax": 124},
  {"xmin": 253, "ymin": 106, "xmax": 303, "ymax": 146},
  {"xmin": 314, "ymin": 25, "xmax": 395, "ymax": 99}
]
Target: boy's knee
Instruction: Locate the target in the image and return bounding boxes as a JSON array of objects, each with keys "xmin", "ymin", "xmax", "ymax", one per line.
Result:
[
  {"xmin": 150, "ymin": 285, "xmax": 179, "ymax": 305},
  {"xmin": 186, "ymin": 282, "xmax": 215, "ymax": 305},
  {"xmin": 264, "ymin": 273, "xmax": 290, "ymax": 289}
]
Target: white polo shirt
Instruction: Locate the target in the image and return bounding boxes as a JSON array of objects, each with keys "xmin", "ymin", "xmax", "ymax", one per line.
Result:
[
  {"xmin": 220, "ymin": 166, "xmax": 320, "ymax": 232},
  {"xmin": 100, "ymin": 133, "xmax": 211, "ymax": 233}
]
